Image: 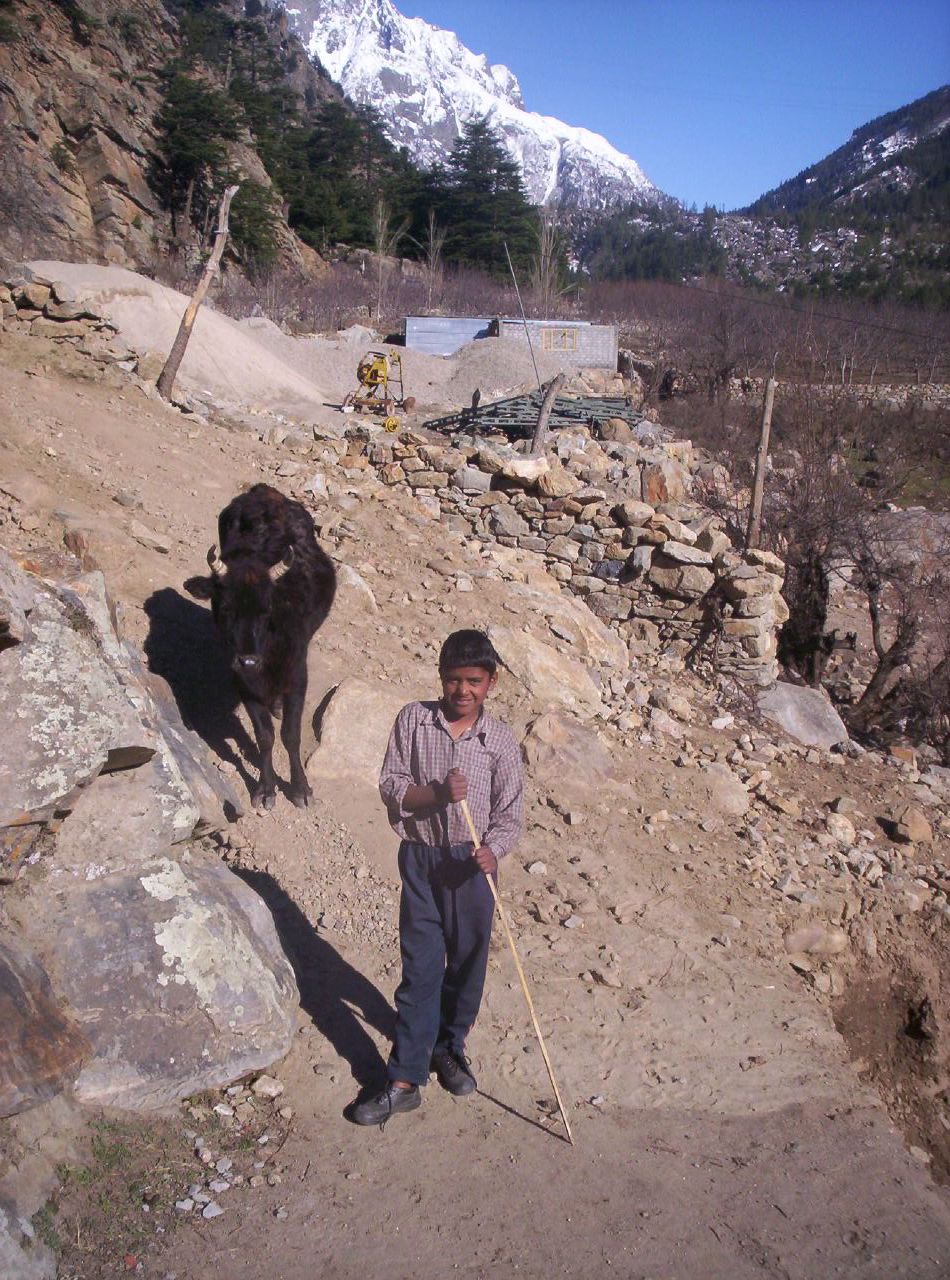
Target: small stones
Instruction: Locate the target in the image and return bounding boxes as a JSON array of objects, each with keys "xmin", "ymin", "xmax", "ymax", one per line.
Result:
[
  {"xmin": 202, "ymin": 1201, "xmax": 225, "ymax": 1220},
  {"xmin": 825, "ymin": 812, "xmax": 856, "ymax": 846},
  {"xmin": 893, "ymin": 805, "xmax": 933, "ymax": 845},
  {"xmin": 175, "ymin": 1199, "xmax": 194, "ymax": 1213},
  {"xmin": 784, "ymin": 925, "xmax": 848, "ymax": 956},
  {"xmin": 251, "ymin": 1074, "xmax": 285, "ymax": 1100},
  {"xmin": 526, "ymin": 860, "xmax": 548, "ymax": 876},
  {"xmin": 129, "ymin": 519, "xmax": 172, "ymax": 554}
]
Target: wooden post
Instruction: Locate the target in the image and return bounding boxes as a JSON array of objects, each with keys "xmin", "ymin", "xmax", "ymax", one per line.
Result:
[
  {"xmin": 530, "ymin": 372, "xmax": 566, "ymax": 456},
  {"xmin": 745, "ymin": 376, "xmax": 776, "ymax": 550},
  {"xmin": 157, "ymin": 183, "xmax": 240, "ymax": 402}
]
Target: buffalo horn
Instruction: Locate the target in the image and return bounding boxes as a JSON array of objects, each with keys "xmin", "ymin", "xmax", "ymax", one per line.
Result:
[
  {"xmin": 269, "ymin": 546, "xmax": 295, "ymax": 582},
  {"xmin": 206, "ymin": 544, "xmax": 227, "ymax": 575}
]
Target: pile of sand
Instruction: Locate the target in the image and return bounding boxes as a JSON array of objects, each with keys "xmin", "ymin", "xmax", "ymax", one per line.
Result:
[
  {"xmin": 30, "ymin": 262, "xmax": 574, "ymax": 417},
  {"xmin": 30, "ymin": 262, "xmax": 333, "ymax": 417}
]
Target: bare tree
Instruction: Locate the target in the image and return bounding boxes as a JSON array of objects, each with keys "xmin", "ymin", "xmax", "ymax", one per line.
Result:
[
  {"xmin": 372, "ymin": 199, "xmax": 409, "ymax": 325},
  {"xmin": 532, "ymin": 206, "xmax": 565, "ymax": 320},
  {"xmin": 419, "ymin": 210, "xmax": 446, "ymax": 311}
]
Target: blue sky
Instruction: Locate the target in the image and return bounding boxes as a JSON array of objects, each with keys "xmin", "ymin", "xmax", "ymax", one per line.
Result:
[{"xmin": 402, "ymin": 0, "xmax": 950, "ymax": 209}]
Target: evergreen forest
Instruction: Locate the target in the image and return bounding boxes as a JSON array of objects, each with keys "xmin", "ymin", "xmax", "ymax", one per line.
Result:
[{"xmin": 157, "ymin": 0, "xmax": 541, "ymax": 278}]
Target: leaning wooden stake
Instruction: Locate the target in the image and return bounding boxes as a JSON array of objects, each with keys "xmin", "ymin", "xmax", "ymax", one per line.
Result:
[
  {"xmin": 157, "ymin": 183, "xmax": 240, "ymax": 402},
  {"xmin": 745, "ymin": 375, "xmax": 776, "ymax": 550},
  {"xmin": 459, "ymin": 798, "xmax": 575, "ymax": 1145},
  {"xmin": 530, "ymin": 371, "xmax": 566, "ymax": 456}
]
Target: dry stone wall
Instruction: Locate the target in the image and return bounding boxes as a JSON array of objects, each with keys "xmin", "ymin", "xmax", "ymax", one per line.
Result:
[
  {"xmin": 0, "ymin": 265, "xmax": 137, "ymax": 371},
  {"xmin": 340, "ymin": 423, "xmax": 788, "ymax": 686}
]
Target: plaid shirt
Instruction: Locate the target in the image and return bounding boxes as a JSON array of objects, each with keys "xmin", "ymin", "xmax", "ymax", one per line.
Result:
[{"xmin": 379, "ymin": 701, "xmax": 524, "ymax": 858}]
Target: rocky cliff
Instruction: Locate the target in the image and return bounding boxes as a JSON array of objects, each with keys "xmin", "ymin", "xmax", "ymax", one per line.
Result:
[{"xmin": 0, "ymin": 0, "xmax": 332, "ymax": 271}]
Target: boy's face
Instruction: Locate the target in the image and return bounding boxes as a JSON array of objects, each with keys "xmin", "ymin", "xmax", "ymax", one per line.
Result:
[{"xmin": 439, "ymin": 664, "xmax": 497, "ymax": 720}]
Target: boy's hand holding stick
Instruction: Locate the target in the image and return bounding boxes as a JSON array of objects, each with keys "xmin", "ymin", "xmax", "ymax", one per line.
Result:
[{"xmin": 453, "ymin": 782, "xmax": 575, "ymax": 1146}]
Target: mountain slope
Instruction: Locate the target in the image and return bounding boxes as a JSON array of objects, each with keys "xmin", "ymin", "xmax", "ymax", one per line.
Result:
[
  {"xmin": 747, "ymin": 84, "xmax": 950, "ymax": 218},
  {"xmin": 284, "ymin": 0, "xmax": 663, "ymax": 210}
]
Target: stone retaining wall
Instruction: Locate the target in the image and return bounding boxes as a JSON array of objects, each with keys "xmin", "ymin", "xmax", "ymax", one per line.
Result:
[{"xmin": 336, "ymin": 427, "xmax": 788, "ymax": 685}]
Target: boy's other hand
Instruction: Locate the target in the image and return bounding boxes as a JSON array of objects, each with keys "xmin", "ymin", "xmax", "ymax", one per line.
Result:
[
  {"xmin": 473, "ymin": 845, "xmax": 497, "ymax": 875},
  {"xmin": 443, "ymin": 768, "xmax": 468, "ymax": 803}
]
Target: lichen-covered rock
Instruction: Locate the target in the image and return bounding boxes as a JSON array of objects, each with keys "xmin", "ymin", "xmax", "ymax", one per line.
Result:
[
  {"xmin": 0, "ymin": 1203, "xmax": 54, "ymax": 1280},
  {"xmin": 0, "ymin": 575, "xmax": 157, "ymax": 830},
  {"xmin": 0, "ymin": 553, "xmax": 35, "ymax": 650},
  {"xmin": 0, "ymin": 554, "xmax": 240, "ymax": 881},
  {"xmin": 0, "ymin": 939, "xmax": 89, "ymax": 1118},
  {"xmin": 8, "ymin": 850, "xmax": 299, "ymax": 1110}
]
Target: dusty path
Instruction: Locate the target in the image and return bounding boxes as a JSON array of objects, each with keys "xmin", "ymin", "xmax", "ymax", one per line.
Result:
[{"xmin": 2, "ymin": 332, "xmax": 949, "ymax": 1279}]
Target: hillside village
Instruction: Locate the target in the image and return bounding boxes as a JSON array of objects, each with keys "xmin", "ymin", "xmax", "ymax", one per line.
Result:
[{"xmin": 1, "ymin": 3, "xmax": 949, "ymax": 1280}]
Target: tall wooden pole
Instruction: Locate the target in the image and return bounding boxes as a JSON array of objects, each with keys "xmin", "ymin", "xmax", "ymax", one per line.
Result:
[
  {"xmin": 745, "ymin": 376, "xmax": 776, "ymax": 550},
  {"xmin": 530, "ymin": 372, "xmax": 566, "ymax": 456},
  {"xmin": 157, "ymin": 183, "xmax": 240, "ymax": 402}
]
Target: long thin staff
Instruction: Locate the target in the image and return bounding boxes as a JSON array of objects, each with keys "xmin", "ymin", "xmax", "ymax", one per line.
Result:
[{"xmin": 459, "ymin": 798, "xmax": 574, "ymax": 1145}]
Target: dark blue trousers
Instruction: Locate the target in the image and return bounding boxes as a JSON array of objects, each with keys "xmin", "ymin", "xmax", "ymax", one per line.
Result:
[{"xmin": 387, "ymin": 841, "xmax": 496, "ymax": 1087}]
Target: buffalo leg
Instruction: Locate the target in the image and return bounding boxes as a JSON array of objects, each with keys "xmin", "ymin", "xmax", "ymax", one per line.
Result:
[
  {"xmin": 281, "ymin": 675, "xmax": 312, "ymax": 808},
  {"xmin": 245, "ymin": 699, "xmax": 278, "ymax": 809}
]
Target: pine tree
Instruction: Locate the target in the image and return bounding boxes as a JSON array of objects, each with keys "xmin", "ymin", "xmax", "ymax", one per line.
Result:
[
  {"xmin": 154, "ymin": 72, "xmax": 240, "ymax": 239},
  {"xmin": 442, "ymin": 118, "xmax": 536, "ymax": 275}
]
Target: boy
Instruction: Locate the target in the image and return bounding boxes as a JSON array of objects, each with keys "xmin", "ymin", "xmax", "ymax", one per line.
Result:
[{"xmin": 351, "ymin": 629, "xmax": 523, "ymax": 1127}]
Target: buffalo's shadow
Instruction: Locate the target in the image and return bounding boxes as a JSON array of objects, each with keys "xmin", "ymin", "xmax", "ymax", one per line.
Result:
[
  {"xmin": 237, "ymin": 869, "xmax": 393, "ymax": 1085},
  {"xmin": 143, "ymin": 586, "xmax": 257, "ymax": 793}
]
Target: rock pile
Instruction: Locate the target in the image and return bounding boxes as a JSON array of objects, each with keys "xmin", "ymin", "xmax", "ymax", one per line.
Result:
[
  {"xmin": 326, "ymin": 426, "xmax": 787, "ymax": 685},
  {"xmin": 0, "ymin": 548, "xmax": 299, "ymax": 1124},
  {"xmin": 0, "ymin": 267, "xmax": 137, "ymax": 372}
]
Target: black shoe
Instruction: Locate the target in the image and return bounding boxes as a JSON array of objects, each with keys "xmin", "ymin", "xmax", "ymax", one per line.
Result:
[
  {"xmin": 350, "ymin": 1084, "xmax": 421, "ymax": 1128},
  {"xmin": 431, "ymin": 1050, "xmax": 477, "ymax": 1096}
]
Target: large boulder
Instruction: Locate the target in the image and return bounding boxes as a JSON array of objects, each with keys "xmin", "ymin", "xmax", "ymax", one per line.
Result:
[
  {"xmin": 522, "ymin": 711, "xmax": 622, "ymax": 807},
  {"xmin": 8, "ymin": 850, "xmax": 299, "ymax": 1110},
  {"xmin": 0, "ymin": 554, "xmax": 240, "ymax": 882},
  {"xmin": 506, "ymin": 583, "xmax": 629, "ymax": 670},
  {"xmin": 487, "ymin": 625, "xmax": 603, "ymax": 720},
  {"xmin": 0, "ymin": 939, "xmax": 89, "ymax": 1118},
  {"xmin": 0, "ymin": 565, "xmax": 156, "ymax": 879},
  {"xmin": 758, "ymin": 682, "xmax": 849, "ymax": 750},
  {"xmin": 307, "ymin": 677, "xmax": 409, "ymax": 791}
]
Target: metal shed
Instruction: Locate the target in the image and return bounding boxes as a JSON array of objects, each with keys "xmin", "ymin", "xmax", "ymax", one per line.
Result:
[
  {"xmin": 497, "ymin": 319, "xmax": 618, "ymax": 371},
  {"xmin": 404, "ymin": 315, "xmax": 497, "ymax": 357},
  {"xmin": 404, "ymin": 315, "xmax": 618, "ymax": 370}
]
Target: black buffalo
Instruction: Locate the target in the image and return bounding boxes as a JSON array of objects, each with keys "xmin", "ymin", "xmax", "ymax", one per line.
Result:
[{"xmin": 186, "ymin": 484, "xmax": 336, "ymax": 809}]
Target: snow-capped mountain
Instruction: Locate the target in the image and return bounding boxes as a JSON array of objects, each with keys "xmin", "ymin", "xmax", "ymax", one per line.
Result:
[{"xmin": 283, "ymin": 0, "xmax": 663, "ymax": 209}]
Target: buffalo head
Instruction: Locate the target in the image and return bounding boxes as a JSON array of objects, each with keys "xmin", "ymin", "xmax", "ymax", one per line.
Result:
[{"xmin": 185, "ymin": 544, "xmax": 294, "ymax": 675}]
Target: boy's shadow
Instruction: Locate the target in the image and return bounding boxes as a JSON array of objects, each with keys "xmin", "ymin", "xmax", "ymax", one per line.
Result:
[
  {"xmin": 237, "ymin": 868, "xmax": 393, "ymax": 1086},
  {"xmin": 142, "ymin": 587, "xmax": 258, "ymax": 796}
]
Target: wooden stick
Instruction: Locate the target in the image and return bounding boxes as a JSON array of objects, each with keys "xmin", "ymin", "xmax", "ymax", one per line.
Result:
[
  {"xmin": 745, "ymin": 376, "xmax": 776, "ymax": 550},
  {"xmin": 459, "ymin": 798, "xmax": 575, "ymax": 1145}
]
